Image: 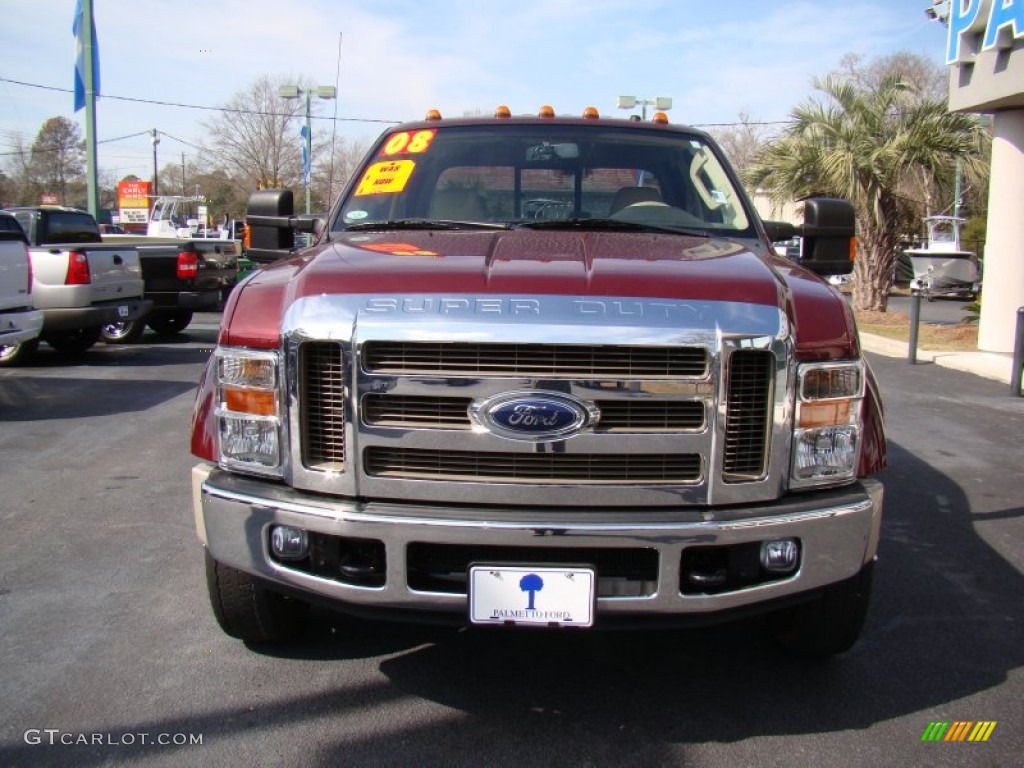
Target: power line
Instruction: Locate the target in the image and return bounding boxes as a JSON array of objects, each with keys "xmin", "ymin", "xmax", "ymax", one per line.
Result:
[
  {"xmin": 0, "ymin": 76, "xmax": 401, "ymax": 125},
  {"xmin": 0, "ymin": 75, "xmax": 790, "ymax": 130}
]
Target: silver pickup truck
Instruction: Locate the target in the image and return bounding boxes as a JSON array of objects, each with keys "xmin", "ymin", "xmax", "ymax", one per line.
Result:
[
  {"xmin": 0, "ymin": 213, "xmax": 44, "ymax": 364},
  {"xmin": 0, "ymin": 206, "xmax": 150, "ymax": 364}
]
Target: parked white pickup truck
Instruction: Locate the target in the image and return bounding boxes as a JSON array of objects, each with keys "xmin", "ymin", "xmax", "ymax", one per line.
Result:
[
  {"xmin": 0, "ymin": 206, "xmax": 150, "ymax": 364},
  {"xmin": 0, "ymin": 212, "xmax": 43, "ymax": 364}
]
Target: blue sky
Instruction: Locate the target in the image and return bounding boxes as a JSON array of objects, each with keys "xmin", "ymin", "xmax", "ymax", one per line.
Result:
[{"xmin": 1, "ymin": 0, "xmax": 951, "ymax": 181}]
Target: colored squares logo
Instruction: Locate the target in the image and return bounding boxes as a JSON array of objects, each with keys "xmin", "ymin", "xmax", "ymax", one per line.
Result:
[{"xmin": 921, "ymin": 721, "xmax": 997, "ymax": 742}]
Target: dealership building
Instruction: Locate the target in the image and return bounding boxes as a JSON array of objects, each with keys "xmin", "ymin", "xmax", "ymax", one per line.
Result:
[{"xmin": 945, "ymin": 0, "xmax": 1024, "ymax": 353}]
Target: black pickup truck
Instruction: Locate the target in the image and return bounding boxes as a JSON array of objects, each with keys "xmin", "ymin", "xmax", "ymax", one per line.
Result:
[{"xmin": 98, "ymin": 236, "xmax": 239, "ymax": 342}]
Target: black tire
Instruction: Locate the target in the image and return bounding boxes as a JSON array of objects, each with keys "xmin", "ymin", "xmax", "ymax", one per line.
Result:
[
  {"xmin": 44, "ymin": 326, "xmax": 102, "ymax": 355},
  {"xmin": 768, "ymin": 562, "xmax": 873, "ymax": 658},
  {"xmin": 147, "ymin": 310, "xmax": 194, "ymax": 336},
  {"xmin": 0, "ymin": 338, "xmax": 39, "ymax": 366},
  {"xmin": 100, "ymin": 318, "xmax": 146, "ymax": 344},
  {"xmin": 205, "ymin": 550, "xmax": 308, "ymax": 644}
]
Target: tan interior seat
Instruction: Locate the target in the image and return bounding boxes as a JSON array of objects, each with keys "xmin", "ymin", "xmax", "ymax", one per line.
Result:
[
  {"xmin": 610, "ymin": 186, "xmax": 663, "ymax": 214},
  {"xmin": 429, "ymin": 188, "xmax": 487, "ymax": 220}
]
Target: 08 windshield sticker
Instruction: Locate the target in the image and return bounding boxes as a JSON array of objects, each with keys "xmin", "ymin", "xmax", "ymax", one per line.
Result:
[
  {"xmin": 354, "ymin": 160, "xmax": 416, "ymax": 196},
  {"xmin": 380, "ymin": 129, "xmax": 436, "ymax": 156}
]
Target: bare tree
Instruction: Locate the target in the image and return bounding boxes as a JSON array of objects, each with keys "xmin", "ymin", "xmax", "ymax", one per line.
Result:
[
  {"xmin": 833, "ymin": 52, "xmax": 947, "ymax": 103},
  {"xmin": 201, "ymin": 75, "xmax": 309, "ymax": 198},
  {"xmin": 707, "ymin": 112, "xmax": 770, "ymax": 177},
  {"xmin": 0, "ymin": 135, "xmax": 37, "ymax": 206},
  {"xmin": 314, "ymin": 136, "xmax": 372, "ymax": 213},
  {"xmin": 30, "ymin": 117, "xmax": 85, "ymax": 205}
]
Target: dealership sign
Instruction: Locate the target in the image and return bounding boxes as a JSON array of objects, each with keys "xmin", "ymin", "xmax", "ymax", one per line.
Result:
[{"xmin": 947, "ymin": 0, "xmax": 1024, "ymax": 63}]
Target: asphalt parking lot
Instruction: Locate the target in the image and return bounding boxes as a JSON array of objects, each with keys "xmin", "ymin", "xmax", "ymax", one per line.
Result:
[{"xmin": 0, "ymin": 314, "xmax": 1022, "ymax": 767}]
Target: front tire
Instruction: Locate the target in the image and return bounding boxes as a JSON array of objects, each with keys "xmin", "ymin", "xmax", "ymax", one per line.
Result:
[
  {"xmin": 101, "ymin": 319, "xmax": 146, "ymax": 344},
  {"xmin": 147, "ymin": 310, "xmax": 193, "ymax": 336},
  {"xmin": 0, "ymin": 338, "xmax": 39, "ymax": 366},
  {"xmin": 768, "ymin": 562, "xmax": 873, "ymax": 658},
  {"xmin": 205, "ymin": 551, "xmax": 308, "ymax": 644},
  {"xmin": 44, "ymin": 327, "xmax": 102, "ymax": 355}
]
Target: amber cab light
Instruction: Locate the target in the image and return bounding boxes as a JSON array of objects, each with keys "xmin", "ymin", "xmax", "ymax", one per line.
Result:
[
  {"xmin": 652, "ymin": 111, "xmax": 670, "ymax": 125},
  {"xmin": 494, "ymin": 105, "xmax": 512, "ymax": 119},
  {"xmin": 65, "ymin": 250, "xmax": 91, "ymax": 285},
  {"xmin": 582, "ymin": 106, "xmax": 600, "ymax": 119},
  {"xmin": 177, "ymin": 249, "xmax": 199, "ymax": 279},
  {"xmin": 425, "ymin": 109, "xmax": 442, "ymax": 121},
  {"xmin": 538, "ymin": 105, "xmax": 555, "ymax": 118}
]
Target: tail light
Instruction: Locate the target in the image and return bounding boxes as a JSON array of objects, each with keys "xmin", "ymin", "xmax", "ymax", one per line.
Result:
[
  {"xmin": 177, "ymin": 249, "xmax": 199, "ymax": 279},
  {"xmin": 242, "ymin": 224, "xmax": 251, "ymax": 251},
  {"xmin": 65, "ymin": 250, "xmax": 91, "ymax": 285}
]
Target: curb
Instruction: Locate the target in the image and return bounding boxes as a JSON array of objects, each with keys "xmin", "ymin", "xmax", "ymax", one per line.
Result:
[{"xmin": 860, "ymin": 332, "xmax": 1015, "ymax": 386}]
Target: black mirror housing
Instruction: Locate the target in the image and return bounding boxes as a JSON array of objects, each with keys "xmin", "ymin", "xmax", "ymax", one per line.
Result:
[
  {"xmin": 798, "ymin": 198, "xmax": 856, "ymax": 276},
  {"xmin": 245, "ymin": 190, "xmax": 296, "ymax": 263}
]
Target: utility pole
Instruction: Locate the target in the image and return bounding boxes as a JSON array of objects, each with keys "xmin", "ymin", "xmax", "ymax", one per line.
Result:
[{"xmin": 151, "ymin": 129, "xmax": 159, "ymax": 195}]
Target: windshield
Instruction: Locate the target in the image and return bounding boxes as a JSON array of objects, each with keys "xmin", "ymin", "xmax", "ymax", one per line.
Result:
[{"xmin": 334, "ymin": 123, "xmax": 754, "ymax": 236}]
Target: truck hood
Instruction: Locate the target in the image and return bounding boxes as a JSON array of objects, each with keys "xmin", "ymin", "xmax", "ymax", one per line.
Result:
[{"xmin": 223, "ymin": 230, "xmax": 858, "ymax": 359}]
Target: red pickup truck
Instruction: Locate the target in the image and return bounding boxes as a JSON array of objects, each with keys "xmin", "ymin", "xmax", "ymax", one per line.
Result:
[{"xmin": 191, "ymin": 107, "xmax": 885, "ymax": 657}]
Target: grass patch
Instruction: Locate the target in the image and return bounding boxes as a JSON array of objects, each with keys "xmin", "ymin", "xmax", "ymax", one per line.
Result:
[{"xmin": 854, "ymin": 309, "xmax": 978, "ymax": 352}]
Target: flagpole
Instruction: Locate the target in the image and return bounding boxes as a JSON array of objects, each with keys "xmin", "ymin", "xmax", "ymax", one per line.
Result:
[{"xmin": 82, "ymin": 0, "xmax": 99, "ymax": 217}]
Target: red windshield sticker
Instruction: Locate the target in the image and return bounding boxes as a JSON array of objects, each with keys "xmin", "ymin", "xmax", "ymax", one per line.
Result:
[
  {"xmin": 354, "ymin": 160, "xmax": 416, "ymax": 196},
  {"xmin": 380, "ymin": 130, "xmax": 436, "ymax": 156}
]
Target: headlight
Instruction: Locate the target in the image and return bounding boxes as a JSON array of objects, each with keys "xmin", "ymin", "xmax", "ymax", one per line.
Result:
[
  {"xmin": 215, "ymin": 347, "xmax": 283, "ymax": 477},
  {"xmin": 791, "ymin": 361, "xmax": 864, "ymax": 488}
]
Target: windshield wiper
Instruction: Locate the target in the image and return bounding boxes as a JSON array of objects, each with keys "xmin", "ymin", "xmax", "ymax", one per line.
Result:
[
  {"xmin": 343, "ymin": 218, "xmax": 510, "ymax": 232},
  {"xmin": 516, "ymin": 218, "xmax": 709, "ymax": 238}
]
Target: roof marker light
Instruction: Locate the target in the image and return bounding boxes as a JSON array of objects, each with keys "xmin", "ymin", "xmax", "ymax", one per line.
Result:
[
  {"xmin": 425, "ymin": 109, "xmax": 442, "ymax": 121},
  {"xmin": 652, "ymin": 111, "xmax": 670, "ymax": 125},
  {"xmin": 538, "ymin": 105, "xmax": 555, "ymax": 118},
  {"xmin": 582, "ymin": 106, "xmax": 600, "ymax": 119},
  {"xmin": 494, "ymin": 105, "xmax": 512, "ymax": 119}
]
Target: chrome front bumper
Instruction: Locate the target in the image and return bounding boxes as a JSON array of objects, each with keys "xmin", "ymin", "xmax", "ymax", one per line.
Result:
[{"xmin": 193, "ymin": 462, "xmax": 883, "ymax": 622}]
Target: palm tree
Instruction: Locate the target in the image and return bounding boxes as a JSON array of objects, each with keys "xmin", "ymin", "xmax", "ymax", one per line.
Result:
[{"xmin": 746, "ymin": 74, "xmax": 987, "ymax": 311}]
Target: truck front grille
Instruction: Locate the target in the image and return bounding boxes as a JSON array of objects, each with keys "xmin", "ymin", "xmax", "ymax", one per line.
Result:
[
  {"xmin": 722, "ymin": 350, "xmax": 773, "ymax": 480},
  {"xmin": 301, "ymin": 342, "xmax": 346, "ymax": 469},
  {"xmin": 296, "ymin": 334, "xmax": 779, "ymax": 503},
  {"xmin": 362, "ymin": 341, "xmax": 707, "ymax": 378},
  {"xmin": 364, "ymin": 447, "xmax": 702, "ymax": 484}
]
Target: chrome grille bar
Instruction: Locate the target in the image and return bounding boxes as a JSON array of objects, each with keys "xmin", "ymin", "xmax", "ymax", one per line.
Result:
[
  {"xmin": 362, "ymin": 341, "xmax": 707, "ymax": 378},
  {"xmin": 364, "ymin": 447, "xmax": 702, "ymax": 484},
  {"xmin": 361, "ymin": 394, "xmax": 705, "ymax": 434}
]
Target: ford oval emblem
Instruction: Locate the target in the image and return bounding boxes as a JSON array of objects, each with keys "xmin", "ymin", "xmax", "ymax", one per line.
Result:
[{"xmin": 471, "ymin": 391, "xmax": 598, "ymax": 442}]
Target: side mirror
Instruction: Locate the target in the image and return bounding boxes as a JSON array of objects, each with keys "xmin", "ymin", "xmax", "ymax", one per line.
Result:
[
  {"xmin": 798, "ymin": 198, "xmax": 856, "ymax": 276},
  {"xmin": 763, "ymin": 220, "xmax": 796, "ymax": 243},
  {"xmin": 244, "ymin": 190, "xmax": 296, "ymax": 263}
]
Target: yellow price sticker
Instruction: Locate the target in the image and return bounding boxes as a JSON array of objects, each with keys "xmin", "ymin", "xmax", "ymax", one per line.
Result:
[{"xmin": 355, "ymin": 160, "xmax": 416, "ymax": 196}]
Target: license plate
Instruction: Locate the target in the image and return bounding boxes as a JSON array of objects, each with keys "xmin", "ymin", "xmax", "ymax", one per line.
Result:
[
  {"xmin": 117, "ymin": 305, "xmax": 130, "ymax": 318},
  {"xmin": 469, "ymin": 565, "xmax": 595, "ymax": 627}
]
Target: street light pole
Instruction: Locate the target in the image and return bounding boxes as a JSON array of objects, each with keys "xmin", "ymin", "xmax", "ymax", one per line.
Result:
[
  {"xmin": 617, "ymin": 95, "xmax": 673, "ymax": 122},
  {"xmin": 280, "ymin": 83, "xmax": 337, "ymax": 214}
]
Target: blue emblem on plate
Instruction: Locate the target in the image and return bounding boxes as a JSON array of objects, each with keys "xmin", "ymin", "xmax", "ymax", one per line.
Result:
[{"xmin": 472, "ymin": 391, "xmax": 597, "ymax": 441}]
